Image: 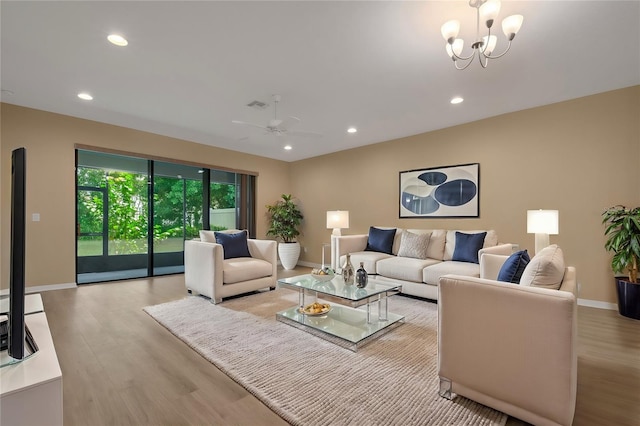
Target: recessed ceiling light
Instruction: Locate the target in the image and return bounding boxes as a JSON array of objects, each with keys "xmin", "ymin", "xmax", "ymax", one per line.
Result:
[
  {"xmin": 347, "ymin": 127, "xmax": 357, "ymax": 133},
  {"xmin": 450, "ymin": 97, "xmax": 464, "ymax": 104},
  {"xmin": 107, "ymin": 34, "xmax": 128, "ymax": 47},
  {"xmin": 284, "ymin": 145, "xmax": 292, "ymax": 151},
  {"xmin": 78, "ymin": 92, "xmax": 93, "ymax": 101}
]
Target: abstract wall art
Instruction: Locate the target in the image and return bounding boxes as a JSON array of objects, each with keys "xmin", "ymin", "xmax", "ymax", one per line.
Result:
[{"xmin": 399, "ymin": 163, "xmax": 479, "ymax": 218}]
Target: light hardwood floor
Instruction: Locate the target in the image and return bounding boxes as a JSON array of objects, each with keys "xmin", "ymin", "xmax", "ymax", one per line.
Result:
[{"xmin": 40, "ymin": 269, "xmax": 640, "ymax": 426}]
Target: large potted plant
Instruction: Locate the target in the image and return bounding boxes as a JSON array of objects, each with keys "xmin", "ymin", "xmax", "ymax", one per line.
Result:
[
  {"xmin": 266, "ymin": 194, "xmax": 304, "ymax": 270},
  {"xmin": 602, "ymin": 205, "xmax": 640, "ymax": 320}
]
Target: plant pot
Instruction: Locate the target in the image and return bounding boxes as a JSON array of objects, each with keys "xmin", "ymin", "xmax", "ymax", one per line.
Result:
[
  {"xmin": 278, "ymin": 242, "xmax": 300, "ymax": 270},
  {"xmin": 616, "ymin": 278, "xmax": 640, "ymax": 320}
]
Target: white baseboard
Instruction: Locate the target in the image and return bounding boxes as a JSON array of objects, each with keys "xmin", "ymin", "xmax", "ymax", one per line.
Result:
[
  {"xmin": 1, "ymin": 282, "xmax": 77, "ymax": 296},
  {"xmin": 26, "ymin": 283, "xmax": 78, "ymax": 294},
  {"xmin": 577, "ymin": 298, "xmax": 618, "ymax": 311}
]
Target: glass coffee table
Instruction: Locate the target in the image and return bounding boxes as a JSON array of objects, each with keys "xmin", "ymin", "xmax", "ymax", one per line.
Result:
[{"xmin": 276, "ymin": 274, "xmax": 404, "ymax": 351}]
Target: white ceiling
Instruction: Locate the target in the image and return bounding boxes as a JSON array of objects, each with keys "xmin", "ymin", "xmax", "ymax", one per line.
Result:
[{"xmin": 1, "ymin": 1, "xmax": 639, "ymax": 162}]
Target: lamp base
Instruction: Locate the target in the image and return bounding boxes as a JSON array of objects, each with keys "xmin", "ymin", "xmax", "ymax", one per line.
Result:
[
  {"xmin": 332, "ymin": 228, "xmax": 342, "ymax": 236},
  {"xmin": 534, "ymin": 233, "xmax": 550, "ymax": 255}
]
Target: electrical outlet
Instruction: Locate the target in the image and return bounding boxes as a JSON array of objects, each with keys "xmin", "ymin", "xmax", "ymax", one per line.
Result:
[{"xmin": 303, "ymin": 246, "xmax": 308, "ymax": 253}]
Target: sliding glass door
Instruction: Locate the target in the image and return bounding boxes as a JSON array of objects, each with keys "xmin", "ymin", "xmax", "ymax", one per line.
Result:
[
  {"xmin": 152, "ymin": 161, "xmax": 203, "ymax": 276},
  {"xmin": 76, "ymin": 149, "xmax": 256, "ymax": 284},
  {"xmin": 76, "ymin": 151, "xmax": 149, "ymax": 283}
]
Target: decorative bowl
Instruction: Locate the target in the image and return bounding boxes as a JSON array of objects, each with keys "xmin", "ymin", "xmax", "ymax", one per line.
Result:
[
  {"xmin": 300, "ymin": 302, "xmax": 331, "ymax": 316},
  {"xmin": 311, "ymin": 268, "xmax": 335, "ymax": 282}
]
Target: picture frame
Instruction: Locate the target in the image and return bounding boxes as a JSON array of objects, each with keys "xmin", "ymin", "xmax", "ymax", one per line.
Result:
[{"xmin": 399, "ymin": 163, "xmax": 479, "ymax": 218}]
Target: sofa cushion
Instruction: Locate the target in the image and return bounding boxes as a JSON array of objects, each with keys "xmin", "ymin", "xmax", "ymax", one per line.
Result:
[
  {"xmin": 444, "ymin": 229, "xmax": 498, "ymax": 261},
  {"xmin": 365, "ymin": 227, "xmax": 397, "ymax": 254},
  {"xmin": 340, "ymin": 251, "xmax": 393, "ymax": 274},
  {"xmin": 407, "ymin": 229, "xmax": 446, "ymax": 260},
  {"xmin": 452, "ymin": 232, "xmax": 487, "ymax": 264},
  {"xmin": 223, "ymin": 257, "xmax": 273, "ymax": 284},
  {"xmin": 214, "ymin": 230, "xmax": 251, "ymax": 259},
  {"xmin": 520, "ymin": 245, "xmax": 565, "ymax": 290},
  {"xmin": 497, "ymin": 250, "xmax": 531, "ymax": 283},
  {"xmin": 199, "ymin": 230, "xmax": 217, "ymax": 242},
  {"xmin": 397, "ymin": 230, "xmax": 431, "ymax": 259},
  {"xmin": 424, "ymin": 261, "xmax": 480, "ymax": 285},
  {"xmin": 377, "ymin": 257, "xmax": 441, "ymax": 283}
]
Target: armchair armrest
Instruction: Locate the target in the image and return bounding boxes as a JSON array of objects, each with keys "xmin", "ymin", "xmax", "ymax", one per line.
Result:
[
  {"xmin": 248, "ymin": 239, "xmax": 278, "ymax": 284},
  {"xmin": 438, "ymin": 274, "xmax": 577, "ymax": 426},
  {"xmin": 184, "ymin": 240, "xmax": 224, "ymax": 300},
  {"xmin": 247, "ymin": 239, "xmax": 277, "ymax": 262}
]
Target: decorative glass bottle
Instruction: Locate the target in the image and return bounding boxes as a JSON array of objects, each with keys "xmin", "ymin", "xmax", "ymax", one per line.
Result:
[
  {"xmin": 342, "ymin": 253, "xmax": 355, "ymax": 285},
  {"xmin": 356, "ymin": 262, "xmax": 368, "ymax": 288}
]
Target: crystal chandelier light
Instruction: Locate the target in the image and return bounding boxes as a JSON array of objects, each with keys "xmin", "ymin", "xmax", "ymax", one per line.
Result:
[{"xmin": 441, "ymin": 0, "xmax": 523, "ymax": 70}]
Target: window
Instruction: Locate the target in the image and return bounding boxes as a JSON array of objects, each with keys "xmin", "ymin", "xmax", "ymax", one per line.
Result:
[{"xmin": 76, "ymin": 149, "xmax": 256, "ymax": 283}]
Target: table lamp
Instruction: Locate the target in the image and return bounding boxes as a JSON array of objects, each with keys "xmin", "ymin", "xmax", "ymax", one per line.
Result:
[
  {"xmin": 527, "ymin": 210, "xmax": 559, "ymax": 254},
  {"xmin": 326, "ymin": 210, "xmax": 349, "ymax": 236},
  {"xmin": 327, "ymin": 210, "xmax": 349, "ymax": 270}
]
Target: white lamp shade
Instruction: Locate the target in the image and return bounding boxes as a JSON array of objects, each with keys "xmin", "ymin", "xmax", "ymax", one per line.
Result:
[
  {"xmin": 480, "ymin": 0, "xmax": 501, "ymax": 27},
  {"xmin": 441, "ymin": 20, "xmax": 460, "ymax": 42},
  {"xmin": 446, "ymin": 39, "xmax": 464, "ymax": 58},
  {"xmin": 502, "ymin": 14, "xmax": 524, "ymax": 39},
  {"xmin": 527, "ymin": 210, "xmax": 559, "ymax": 235},
  {"xmin": 327, "ymin": 210, "xmax": 349, "ymax": 230},
  {"xmin": 482, "ymin": 35, "xmax": 497, "ymax": 55}
]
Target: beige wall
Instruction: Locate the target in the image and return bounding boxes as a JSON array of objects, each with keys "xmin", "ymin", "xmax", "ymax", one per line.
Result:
[
  {"xmin": 292, "ymin": 86, "xmax": 640, "ymax": 305},
  {"xmin": 1, "ymin": 104, "xmax": 291, "ymax": 289},
  {"xmin": 2, "ymin": 86, "xmax": 639, "ymax": 304}
]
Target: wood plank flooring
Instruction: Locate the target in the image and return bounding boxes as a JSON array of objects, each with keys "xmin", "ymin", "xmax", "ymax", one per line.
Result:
[{"xmin": 40, "ymin": 269, "xmax": 640, "ymax": 426}]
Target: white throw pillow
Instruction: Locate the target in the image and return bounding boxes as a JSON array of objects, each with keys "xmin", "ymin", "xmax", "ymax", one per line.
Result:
[
  {"xmin": 397, "ymin": 231, "xmax": 431, "ymax": 259},
  {"xmin": 199, "ymin": 230, "xmax": 217, "ymax": 243},
  {"xmin": 519, "ymin": 244, "xmax": 565, "ymax": 290}
]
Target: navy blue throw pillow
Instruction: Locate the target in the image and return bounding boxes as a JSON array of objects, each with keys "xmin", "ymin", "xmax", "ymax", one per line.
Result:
[
  {"xmin": 214, "ymin": 230, "xmax": 251, "ymax": 259},
  {"xmin": 365, "ymin": 227, "xmax": 396, "ymax": 254},
  {"xmin": 452, "ymin": 231, "xmax": 487, "ymax": 264},
  {"xmin": 497, "ymin": 250, "xmax": 531, "ymax": 283}
]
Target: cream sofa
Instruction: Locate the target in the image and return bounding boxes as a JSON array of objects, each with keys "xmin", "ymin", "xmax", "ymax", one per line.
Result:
[
  {"xmin": 438, "ymin": 251, "xmax": 577, "ymax": 426},
  {"xmin": 334, "ymin": 228, "xmax": 513, "ymax": 300},
  {"xmin": 184, "ymin": 231, "xmax": 277, "ymax": 304}
]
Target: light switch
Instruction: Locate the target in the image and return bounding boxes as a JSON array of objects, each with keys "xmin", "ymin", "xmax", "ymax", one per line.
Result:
[{"xmin": 32, "ymin": 213, "xmax": 40, "ymax": 222}]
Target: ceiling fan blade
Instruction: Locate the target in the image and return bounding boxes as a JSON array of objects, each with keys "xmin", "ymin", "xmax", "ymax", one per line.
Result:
[
  {"xmin": 279, "ymin": 116, "xmax": 301, "ymax": 130},
  {"xmin": 232, "ymin": 120, "xmax": 267, "ymax": 130}
]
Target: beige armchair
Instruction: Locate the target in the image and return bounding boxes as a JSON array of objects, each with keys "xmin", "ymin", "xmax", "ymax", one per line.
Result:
[
  {"xmin": 184, "ymin": 235, "xmax": 277, "ymax": 304},
  {"xmin": 438, "ymin": 252, "xmax": 577, "ymax": 426}
]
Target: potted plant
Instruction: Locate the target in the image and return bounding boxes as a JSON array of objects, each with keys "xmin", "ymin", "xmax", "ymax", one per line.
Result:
[
  {"xmin": 266, "ymin": 194, "xmax": 304, "ymax": 270},
  {"xmin": 602, "ymin": 205, "xmax": 640, "ymax": 320}
]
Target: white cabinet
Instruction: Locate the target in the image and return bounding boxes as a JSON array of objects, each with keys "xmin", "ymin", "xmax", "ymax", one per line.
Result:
[{"xmin": 1, "ymin": 311, "xmax": 63, "ymax": 426}]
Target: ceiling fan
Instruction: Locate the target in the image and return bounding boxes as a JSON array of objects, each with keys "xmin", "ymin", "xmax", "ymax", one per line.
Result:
[{"xmin": 232, "ymin": 95, "xmax": 322, "ymax": 138}]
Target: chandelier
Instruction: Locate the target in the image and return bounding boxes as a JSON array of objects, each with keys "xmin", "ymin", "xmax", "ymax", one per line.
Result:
[{"xmin": 441, "ymin": 0, "xmax": 523, "ymax": 70}]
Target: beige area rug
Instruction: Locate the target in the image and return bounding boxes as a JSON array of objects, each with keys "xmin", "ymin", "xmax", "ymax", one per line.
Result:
[{"xmin": 144, "ymin": 290, "xmax": 506, "ymax": 426}]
